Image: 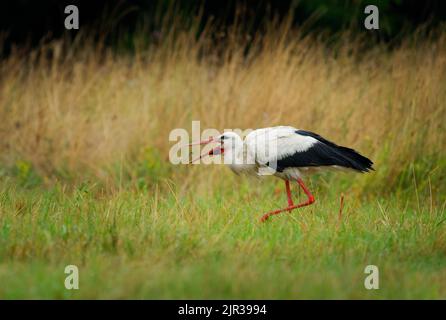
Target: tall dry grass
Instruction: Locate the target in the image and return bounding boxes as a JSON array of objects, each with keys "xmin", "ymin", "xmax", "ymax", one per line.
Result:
[{"xmin": 1, "ymin": 22, "xmax": 445, "ymax": 198}]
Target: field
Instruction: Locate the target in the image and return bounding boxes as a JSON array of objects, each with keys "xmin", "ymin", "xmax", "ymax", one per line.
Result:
[{"xmin": 0, "ymin": 21, "xmax": 445, "ymax": 298}]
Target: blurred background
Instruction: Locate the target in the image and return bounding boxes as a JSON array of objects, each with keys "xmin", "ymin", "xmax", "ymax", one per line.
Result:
[
  {"xmin": 2, "ymin": 0, "xmax": 446, "ymax": 54},
  {"xmin": 0, "ymin": 0, "xmax": 445, "ymax": 197}
]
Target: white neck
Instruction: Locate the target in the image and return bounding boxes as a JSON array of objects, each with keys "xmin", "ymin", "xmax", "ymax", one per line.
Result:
[
  {"xmin": 223, "ymin": 136, "xmax": 256, "ymax": 175},
  {"xmin": 223, "ymin": 137, "xmax": 244, "ymax": 165}
]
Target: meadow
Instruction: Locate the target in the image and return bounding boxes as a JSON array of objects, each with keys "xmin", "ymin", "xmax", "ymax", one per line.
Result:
[{"xmin": 0, "ymin": 20, "xmax": 445, "ymax": 298}]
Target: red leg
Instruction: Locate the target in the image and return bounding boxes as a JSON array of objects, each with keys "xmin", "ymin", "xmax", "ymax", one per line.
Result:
[
  {"xmin": 285, "ymin": 180, "xmax": 294, "ymax": 207},
  {"xmin": 260, "ymin": 178, "xmax": 315, "ymax": 223}
]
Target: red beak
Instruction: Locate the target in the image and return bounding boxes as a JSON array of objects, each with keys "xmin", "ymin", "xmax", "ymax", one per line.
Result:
[
  {"xmin": 188, "ymin": 137, "xmax": 214, "ymax": 146},
  {"xmin": 189, "ymin": 137, "xmax": 224, "ymax": 163}
]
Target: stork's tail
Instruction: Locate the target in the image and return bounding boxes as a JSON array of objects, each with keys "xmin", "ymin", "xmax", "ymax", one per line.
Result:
[{"xmin": 334, "ymin": 146, "xmax": 374, "ymax": 173}]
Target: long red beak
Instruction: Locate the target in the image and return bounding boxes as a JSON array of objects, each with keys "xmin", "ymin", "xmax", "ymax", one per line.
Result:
[
  {"xmin": 188, "ymin": 137, "xmax": 214, "ymax": 146},
  {"xmin": 189, "ymin": 140, "xmax": 224, "ymax": 164}
]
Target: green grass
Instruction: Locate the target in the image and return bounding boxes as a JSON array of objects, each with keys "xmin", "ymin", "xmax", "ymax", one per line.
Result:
[{"xmin": 1, "ymin": 173, "xmax": 445, "ymax": 299}]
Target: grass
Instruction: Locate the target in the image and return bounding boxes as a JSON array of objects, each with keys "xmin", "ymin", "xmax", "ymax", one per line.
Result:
[
  {"xmin": 0, "ymin": 16, "xmax": 445, "ymax": 298},
  {"xmin": 0, "ymin": 175, "xmax": 445, "ymax": 299}
]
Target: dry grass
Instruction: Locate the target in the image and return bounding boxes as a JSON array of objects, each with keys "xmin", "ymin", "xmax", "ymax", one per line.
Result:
[{"xmin": 1, "ymin": 23, "xmax": 445, "ymax": 197}]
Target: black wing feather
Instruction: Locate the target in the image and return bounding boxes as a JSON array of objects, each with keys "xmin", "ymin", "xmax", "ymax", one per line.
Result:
[{"xmin": 272, "ymin": 130, "xmax": 374, "ymax": 173}]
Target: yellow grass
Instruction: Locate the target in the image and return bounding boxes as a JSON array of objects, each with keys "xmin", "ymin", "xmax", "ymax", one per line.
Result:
[{"xmin": 1, "ymin": 23, "xmax": 445, "ymax": 197}]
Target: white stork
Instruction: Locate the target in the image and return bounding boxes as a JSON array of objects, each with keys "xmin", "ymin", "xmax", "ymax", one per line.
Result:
[{"xmin": 189, "ymin": 126, "xmax": 374, "ymax": 222}]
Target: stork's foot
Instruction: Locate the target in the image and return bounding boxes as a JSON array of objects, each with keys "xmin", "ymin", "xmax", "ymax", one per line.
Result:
[
  {"xmin": 260, "ymin": 206, "xmax": 296, "ymax": 222},
  {"xmin": 260, "ymin": 199, "xmax": 315, "ymax": 223}
]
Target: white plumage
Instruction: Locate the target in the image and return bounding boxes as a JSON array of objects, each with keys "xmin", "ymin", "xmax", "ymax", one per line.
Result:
[
  {"xmin": 244, "ymin": 126, "xmax": 318, "ymax": 178},
  {"xmin": 245, "ymin": 126, "xmax": 318, "ymax": 162}
]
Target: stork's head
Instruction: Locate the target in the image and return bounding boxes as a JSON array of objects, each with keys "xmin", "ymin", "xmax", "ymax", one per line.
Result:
[{"xmin": 189, "ymin": 132, "xmax": 243, "ymax": 163}]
